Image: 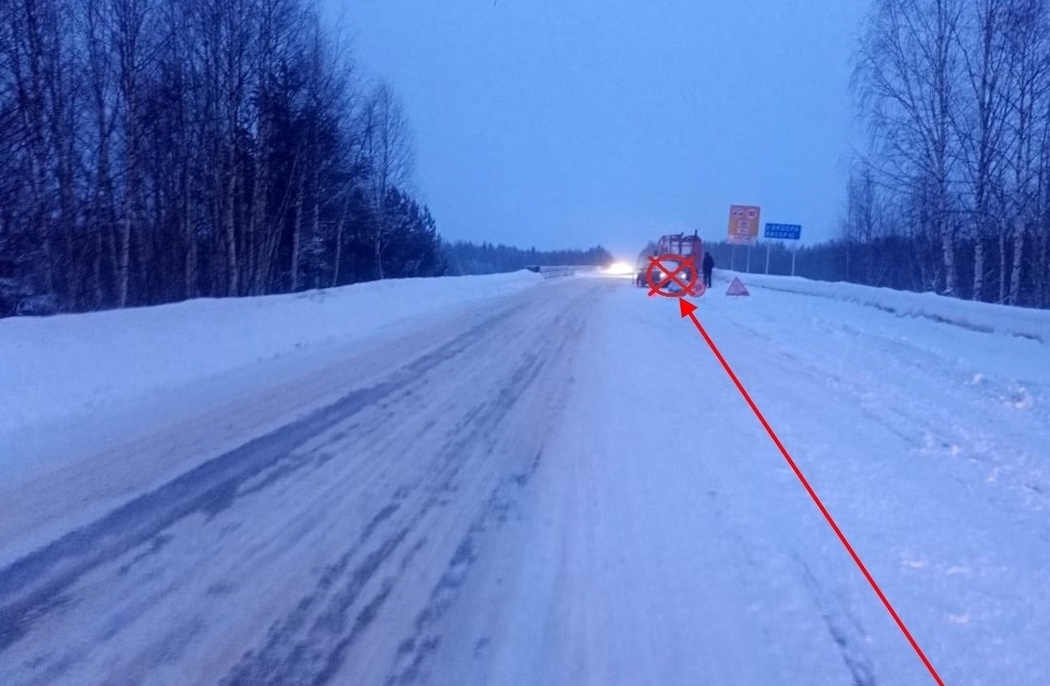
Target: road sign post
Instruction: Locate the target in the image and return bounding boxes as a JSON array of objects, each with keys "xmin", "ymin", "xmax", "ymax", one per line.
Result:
[{"xmin": 762, "ymin": 223, "xmax": 802, "ymax": 276}]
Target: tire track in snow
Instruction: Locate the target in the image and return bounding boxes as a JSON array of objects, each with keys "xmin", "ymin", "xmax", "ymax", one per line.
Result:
[
  {"xmin": 218, "ymin": 299, "xmax": 586, "ymax": 686},
  {"xmin": 383, "ymin": 450, "xmax": 544, "ymax": 686},
  {"xmin": 0, "ymin": 307, "xmax": 517, "ymax": 657},
  {"xmin": 796, "ymin": 558, "xmax": 879, "ymax": 686}
]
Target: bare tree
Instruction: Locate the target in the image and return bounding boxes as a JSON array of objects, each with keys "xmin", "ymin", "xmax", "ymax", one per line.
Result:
[
  {"xmin": 5, "ymin": 0, "xmax": 64, "ymax": 304},
  {"xmin": 956, "ymin": 0, "xmax": 1011, "ymax": 300},
  {"xmin": 856, "ymin": 0, "xmax": 965, "ymax": 294},
  {"xmin": 156, "ymin": 0, "xmax": 201, "ymax": 300},
  {"xmin": 289, "ymin": 15, "xmax": 348, "ymax": 291},
  {"xmin": 843, "ymin": 162, "xmax": 892, "ymax": 284},
  {"xmin": 1040, "ymin": 94, "xmax": 1050, "ymax": 306},
  {"xmin": 80, "ymin": 0, "xmax": 119, "ymax": 308},
  {"xmin": 363, "ymin": 81, "xmax": 415, "ymax": 279},
  {"xmin": 247, "ymin": 0, "xmax": 305, "ymax": 295},
  {"xmin": 1000, "ymin": 0, "xmax": 1050, "ymax": 304},
  {"xmin": 331, "ymin": 93, "xmax": 370, "ymax": 288},
  {"xmin": 112, "ymin": 0, "xmax": 154, "ymax": 306}
]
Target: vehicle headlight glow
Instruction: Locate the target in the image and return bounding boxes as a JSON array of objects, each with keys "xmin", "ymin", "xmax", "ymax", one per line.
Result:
[{"xmin": 605, "ymin": 261, "xmax": 634, "ymax": 276}]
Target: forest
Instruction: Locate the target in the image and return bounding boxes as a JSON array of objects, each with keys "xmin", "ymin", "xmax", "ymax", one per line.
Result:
[
  {"xmin": 841, "ymin": 0, "xmax": 1050, "ymax": 308},
  {"xmin": 0, "ymin": 0, "xmax": 616, "ymax": 318},
  {"xmin": 5, "ymin": 0, "xmax": 1050, "ymax": 317},
  {"xmin": 443, "ymin": 242, "xmax": 612, "ymax": 276},
  {"xmin": 0, "ymin": 0, "xmax": 449, "ymax": 317}
]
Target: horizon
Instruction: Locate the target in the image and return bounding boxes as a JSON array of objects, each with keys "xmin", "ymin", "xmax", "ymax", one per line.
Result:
[{"xmin": 330, "ymin": 0, "xmax": 866, "ymax": 261}]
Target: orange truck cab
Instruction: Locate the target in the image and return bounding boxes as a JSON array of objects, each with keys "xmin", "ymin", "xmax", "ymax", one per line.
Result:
[{"xmin": 637, "ymin": 232, "xmax": 705, "ymax": 295}]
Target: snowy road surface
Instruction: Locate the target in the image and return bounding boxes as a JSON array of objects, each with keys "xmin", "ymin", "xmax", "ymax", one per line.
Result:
[{"xmin": 2, "ymin": 274, "xmax": 1049, "ymax": 685}]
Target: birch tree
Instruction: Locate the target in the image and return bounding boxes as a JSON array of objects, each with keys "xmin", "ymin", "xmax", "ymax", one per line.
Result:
[
  {"xmin": 1000, "ymin": 0, "xmax": 1050, "ymax": 303},
  {"xmin": 857, "ymin": 0, "xmax": 965, "ymax": 294},
  {"xmin": 956, "ymin": 0, "xmax": 1011, "ymax": 300},
  {"xmin": 363, "ymin": 81, "xmax": 414, "ymax": 279}
]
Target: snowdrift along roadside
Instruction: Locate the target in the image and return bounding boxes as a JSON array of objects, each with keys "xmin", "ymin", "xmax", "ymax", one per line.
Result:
[
  {"xmin": 0, "ymin": 271, "xmax": 543, "ymax": 437},
  {"xmin": 717, "ymin": 270, "xmax": 1050, "ymax": 344}
]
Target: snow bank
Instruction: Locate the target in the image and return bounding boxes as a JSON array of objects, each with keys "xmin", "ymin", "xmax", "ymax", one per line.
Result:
[
  {"xmin": 0, "ymin": 271, "xmax": 542, "ymax": 436},
  {"xmin": 720, "ymin": 271, "xmax": 1050, "ymax": 344}
]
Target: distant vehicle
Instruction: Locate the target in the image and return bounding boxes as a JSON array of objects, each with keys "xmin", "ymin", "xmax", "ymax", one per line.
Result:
[{"xmin": 635, "ymin": 232, "xmax": 705, "ymax": 296}]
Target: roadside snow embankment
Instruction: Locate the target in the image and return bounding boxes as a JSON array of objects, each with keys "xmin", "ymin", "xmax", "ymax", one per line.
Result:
[
  {"xmin": 0, "ymin": 271, "xmax": 542, "ymax": 437},
  {"xmin": 720, "ymin": 271, "xmax": 1050, "ymax": 344}
]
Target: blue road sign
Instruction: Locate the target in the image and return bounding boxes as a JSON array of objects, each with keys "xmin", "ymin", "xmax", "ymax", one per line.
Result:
[{"xmin": 764, "ymin": 223, "xmax": 801, "ymax": 240}]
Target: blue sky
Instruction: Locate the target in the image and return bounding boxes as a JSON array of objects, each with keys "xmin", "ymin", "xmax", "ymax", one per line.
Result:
[{"xmin": 329, "ymin": 0, "xmax": 867, "ymax": 260}]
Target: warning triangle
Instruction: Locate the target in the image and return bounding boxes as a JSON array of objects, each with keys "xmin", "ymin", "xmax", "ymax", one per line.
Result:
[{"xmin": 726, "ymin": 277, "xmax": 750, "ymax": 296}]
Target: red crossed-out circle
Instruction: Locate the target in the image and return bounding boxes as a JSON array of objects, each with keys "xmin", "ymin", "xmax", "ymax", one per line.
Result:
[{"xmin": 646, "ymin": 253, "xmax": 703, "ymax": 297}]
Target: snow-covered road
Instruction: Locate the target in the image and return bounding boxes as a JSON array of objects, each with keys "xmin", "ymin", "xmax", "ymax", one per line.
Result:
[{"xmin": 2, "ymin": 274, "xmax": 1048, "ymax": 685}]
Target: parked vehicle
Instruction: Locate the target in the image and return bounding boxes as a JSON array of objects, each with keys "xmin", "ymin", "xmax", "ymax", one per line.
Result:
[{"xmin": 635, "ymin": 231, "xmax": 705, "ymax": 296}]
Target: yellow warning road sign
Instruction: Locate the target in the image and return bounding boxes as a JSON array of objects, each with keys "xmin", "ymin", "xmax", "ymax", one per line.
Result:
[{"xmin": 727, "ymin": 205, "xmax": 760, "ymax": 245}]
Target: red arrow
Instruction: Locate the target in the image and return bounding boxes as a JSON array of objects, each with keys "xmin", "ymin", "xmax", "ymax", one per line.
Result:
[
  {"xmin": 679, "ymin": 298, "xmax": 697, "ymax": 318},
  {"xmin": 678, "ymin": 297, "xmax": 946, "ymax": 686}
]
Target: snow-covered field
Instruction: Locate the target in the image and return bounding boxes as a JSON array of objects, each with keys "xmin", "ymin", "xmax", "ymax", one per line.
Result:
[{"xmin": 2, "ymin": 269, "xmax": 1048, "ymax": 684}]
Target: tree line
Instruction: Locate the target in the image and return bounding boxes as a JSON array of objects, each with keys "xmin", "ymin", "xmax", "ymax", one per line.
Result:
[
  {"xmin": 703, "ymin": 238, "xmax": 943, "ymax": 290},
  {"xmin": 443, "ymin": 241, "xmax": 613, "ymax": 276},
  {"xmin": 846, "ymin": 0, "xmax": 1050, "ymax": 308},
  {"xmin": 0, "ymin": 0, "xmax": 445, "ymax": 317}
]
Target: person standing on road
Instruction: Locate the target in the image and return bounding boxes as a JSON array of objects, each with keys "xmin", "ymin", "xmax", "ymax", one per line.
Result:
[{"xmin": 702, "ymin": 251, "xmax": 715, "ymax": 288}]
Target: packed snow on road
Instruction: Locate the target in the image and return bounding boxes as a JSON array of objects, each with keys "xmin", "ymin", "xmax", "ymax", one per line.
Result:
[{"xmin": 2, "ymin": 270, "xmax": 1049, "ymax": 685}]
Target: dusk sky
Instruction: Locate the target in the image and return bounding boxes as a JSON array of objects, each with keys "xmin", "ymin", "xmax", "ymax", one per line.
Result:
[{"xmin": 329, "ymin": 0, "xmax": 867, "ymax": 260}]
